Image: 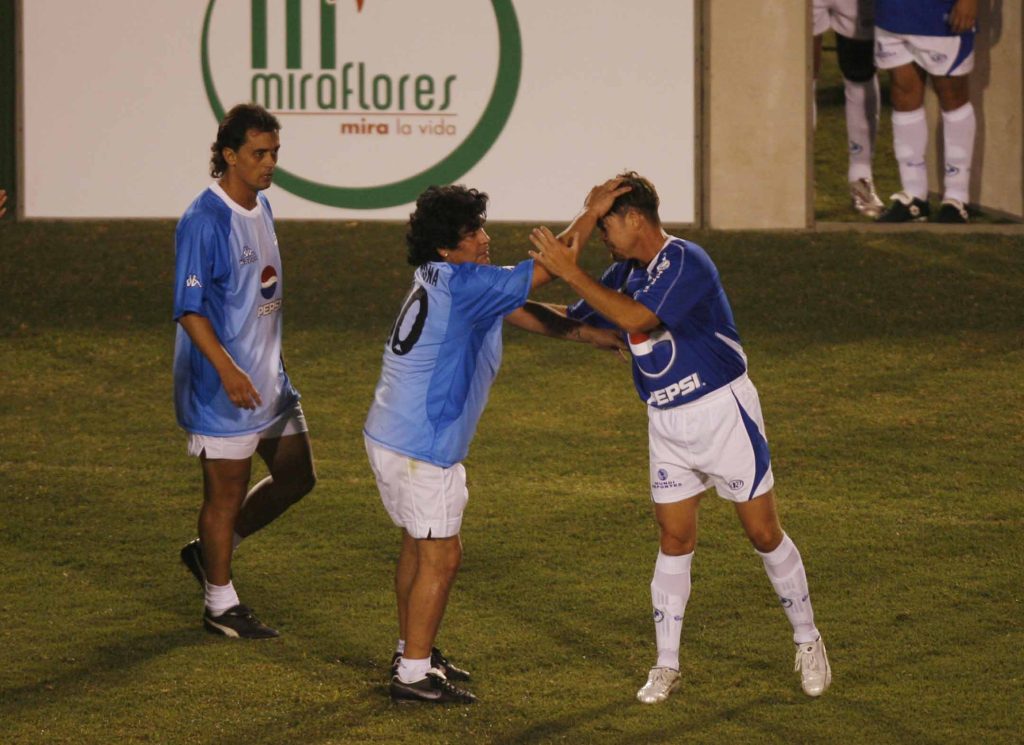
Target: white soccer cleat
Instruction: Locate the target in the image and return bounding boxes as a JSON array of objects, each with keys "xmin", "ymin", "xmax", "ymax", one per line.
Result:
[
  {"xmin": 794, "ymin": 637, "xmax": 832, "ymax": 697},
  {"xmin": 636, "ymin": 666, "xmax": 680, "ymax": 704},
  {"xmin": 849, "ymin": 178, "xmax": 884, "ymax": 218}
]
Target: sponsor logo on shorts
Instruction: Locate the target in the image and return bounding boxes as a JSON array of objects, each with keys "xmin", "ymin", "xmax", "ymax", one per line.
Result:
[
  {"xmin": 657, "ymin": 468, "xmax": 668, "ymax": 481},
  {"xmin": 728, "ymin": 479, "xmax": 745, "ymax": 491},
  {"xmin": 257, "ymin": 298, "xmax": 282, "ymax": 317},
  {"xmin": 185, "ymin": 274, "xmax": 202, "ymax": 288},
  {"xmin": 260, "ymin": 266, "xmax": 279, "ymax": 299},
  {"xmin": 930, "ymin": 52, "xmax": 948, "ymax": 63},
  {"xmin": 646, "ymin": 372, "xmax": 703, "ymax": 406},
  {"xmin": 240, "ymin": 245, "xmax": 257, "ymax": 265}
]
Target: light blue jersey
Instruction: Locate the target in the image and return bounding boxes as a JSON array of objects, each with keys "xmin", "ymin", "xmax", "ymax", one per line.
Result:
[
  {"xmin": 876, "ymin": 0, "xmax": 974, "ymax": 36},
  {"xmin": 364, "ymin": 259, "xmax": 533, "ymax": 468},
  {"xmin": 173, "ymin": 184, "xmax": 299, "ymax": 436},
  {"xmin": 567, "ymin": 237, "xmax": 747, "ymax": 409}
]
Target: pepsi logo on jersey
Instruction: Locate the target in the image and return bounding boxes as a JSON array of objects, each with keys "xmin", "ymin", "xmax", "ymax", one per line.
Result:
[{"xmin": 260, "ymin": 266, "xmax": 279, "ymax": 299}]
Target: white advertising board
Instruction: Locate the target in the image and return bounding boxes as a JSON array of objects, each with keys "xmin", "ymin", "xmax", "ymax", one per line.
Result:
[{"xmin": 22, "ymin": 1, "xmax": 695, "ymax": 221}]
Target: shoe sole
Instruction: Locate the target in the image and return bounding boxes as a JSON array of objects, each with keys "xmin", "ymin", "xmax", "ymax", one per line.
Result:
[{"xmin": 203, "ymin": 617, "xmax": 279, "ymax": 639}]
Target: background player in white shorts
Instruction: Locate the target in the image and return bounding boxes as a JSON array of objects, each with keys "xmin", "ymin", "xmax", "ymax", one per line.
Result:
[
  {"xmin": 365, "ymin": 182, "xmax": 626, "ymax": 704},
  {"xmin": 530, "ymin": 172, "xmax": 831, "ymax": 704},
  {"xmin": 874, "ymin": 0, "xmax": 978, "ymax": 222},
  {"xmin": 173, "ymin": 104, "xmax": 316, "ymax": 639},
  {"xmin": 813, "ymin": 0, "xmax": 885, "ymax": 217}
]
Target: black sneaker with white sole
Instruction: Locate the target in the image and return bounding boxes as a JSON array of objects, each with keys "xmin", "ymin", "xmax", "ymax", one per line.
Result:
[
  {"xmin": 877, "ymin": 191, "xmax": 930, "ymax": 222},
  {"xmin": 935, "ymin": 198, "xmax": 969, "ymax": 223},
  {"xmin": 390, "ymin": 647, "xmax": 472, "ymax": 681},
  {"xmin": 203, "ymin": 604, "xmax": 279, "ymax": 639},
  {"xmin": 390, "ymin": 670, "xmax": 478, "ymax": 704},
  {"xmin": 431, "ymin": 647, "xmax": 471, "ymax": 681},
  {"xmin": 180, "ymin": 539, "xmax": 205, "ymax": 588}
]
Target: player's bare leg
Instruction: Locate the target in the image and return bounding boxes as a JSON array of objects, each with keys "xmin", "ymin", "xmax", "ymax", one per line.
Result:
[
  {"xmin": 395, "ymin": 530, "xmax": 418, "ymax": 644},
  {"xmin": 199, "ymin": 456, "xmax": 251, "ymax": 585},
  {"xmin": 403, "ymin": 535, "xmax": 462, "ymax": 662},
  {"xmin": 736, "ymin": 490, "xmax": 830, "ymax": 696},
  {"xmin": 234, "ymin": 431, "xmax": 316, "ymax": 538},
  {"xmin": 195, "ymin": 456, "xmax": 278, "ymax": 638},
  {"xmin": 638, "ymin": 496, "xmax": 700, "ymax": 704},
  {"xmin": 389, "ymin": 534, "xmax": 476, "ymax": 703}
]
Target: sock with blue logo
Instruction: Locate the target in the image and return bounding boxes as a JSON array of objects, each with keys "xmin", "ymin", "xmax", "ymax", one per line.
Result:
[
  {"xmin": 758, "ymin": 533, "xmax": 819, "ymax": 644},
  {"xmin": 651, "ymin": 550, "xmax": 692, "ymax": 670}
]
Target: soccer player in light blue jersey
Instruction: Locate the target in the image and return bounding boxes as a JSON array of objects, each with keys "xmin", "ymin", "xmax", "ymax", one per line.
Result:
[
  {"xmin": 874, "ymin": 0, "xmax": 978, "ymax": 222},
  {"xmin": 367, "ymin": 182, "xmax": 626, "ymax": 704},
  {"xmin": 173, "ymin": 104, "xmax": 316, "ymax": 639},
  {"xmin": 530, "ymin": 172, "xmax": 831, "ymax": 703}
]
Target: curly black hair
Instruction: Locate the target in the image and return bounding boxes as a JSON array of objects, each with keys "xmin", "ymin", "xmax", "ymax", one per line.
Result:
[
  {"xmin": 606, "ymin": 170, "xmax": 661, "ymax": 226},
  {"xmin": 209, "ymin": 103, "xmax": 281, "ymax": 178},
  {"xmin": 405, "ymin": 185, "xmax": 488, "ymax": 266}
]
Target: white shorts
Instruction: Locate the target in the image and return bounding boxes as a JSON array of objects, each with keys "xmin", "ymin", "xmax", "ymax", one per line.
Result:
[
  {"xmin": 365, "ymin": 435, "xmax": 468, "ymax": 539},
  {"xmin": 874, "ymin": 26, "xmax": 974, "ymax": 76},
  {"xmin": 812, "ymin": 0, "xmax": 874, "ymax": 41},
  {"xmin": 648, "ymin": 374, "xmax": 774, "ymax": 504},
  {"xmin": 186, "ymin": 402, "xmax": 308, "ymax": 460}
]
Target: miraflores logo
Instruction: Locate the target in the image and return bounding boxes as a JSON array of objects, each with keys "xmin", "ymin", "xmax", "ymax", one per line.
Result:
[{"xmin": 201, "ymin": 0, "xmax": 522, "ymax": 209}]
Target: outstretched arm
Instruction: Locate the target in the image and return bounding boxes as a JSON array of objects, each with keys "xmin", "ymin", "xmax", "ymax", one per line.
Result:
[
  {"xmin": 529, "ymin": 178, "xmax": 632, "ymax": 289},
  {"xmin": 506, "ymin": 301, "xmax": 626, "ymax": 352},
  {"xmin": 528, "ymin": 227, "xmax": 660, "ymax": 335}
]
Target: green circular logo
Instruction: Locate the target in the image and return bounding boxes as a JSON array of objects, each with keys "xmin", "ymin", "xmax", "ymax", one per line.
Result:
[{"xmin": 201, "ymin": 1, "xmax": 521, "ymax": 209}]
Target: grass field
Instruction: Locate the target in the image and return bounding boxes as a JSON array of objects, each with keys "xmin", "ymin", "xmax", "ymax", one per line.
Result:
[
  {"xmin": 1, "ymin": 37, "xmax": 1021, "ymax": 745},
  {"xmin": 1, "ymin": 209, "xmax": 1022, "ymax": 744}
]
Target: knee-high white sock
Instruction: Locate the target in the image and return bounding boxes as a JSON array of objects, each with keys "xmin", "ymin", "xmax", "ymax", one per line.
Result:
[
  {"xmin": 844, "ymin": 76, "xmax": 880, "ymax": 182},
  {"xmin": 650, "ymin": 551, "xmax": 692, "ymax": 670},
  {"xmin": 941, "ymin": 102, "xmax": 976, "ymax": 204},
  {"xmin": 757, "ymin": 534, "xmax": 819, "ymax": 644},
  {"xmin": 892, "ymin": 107, "xmax": 929, "ymax": 200}
]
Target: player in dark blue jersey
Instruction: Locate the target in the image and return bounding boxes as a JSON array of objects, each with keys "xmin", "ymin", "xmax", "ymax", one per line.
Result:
[
  {"xmin": 173, "ymin": 104, "xmax": 316, "ymax": 640},
  {"xmin": 370, "ymin": 182, "xmax": 626, "ymax": 704},
  {"xmin": 874, "ymin": 0, "xmax": 978, "ymax": 222},
  {"xmin": 530, "ymin": 172, "xmax": 831, "ymax": 703}
]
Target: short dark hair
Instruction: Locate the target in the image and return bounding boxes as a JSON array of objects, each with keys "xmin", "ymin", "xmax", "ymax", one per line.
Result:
[
  {"xmin": 607, "ymin": 170, "xmax": 661, "ymax": 226},
  {"xmin": 405, "ymin": 185, "xmax": 488, "ymax": 266},
  {"xmin": 209, "ymin": 103, "xmax": 281, "ymax": 178}
]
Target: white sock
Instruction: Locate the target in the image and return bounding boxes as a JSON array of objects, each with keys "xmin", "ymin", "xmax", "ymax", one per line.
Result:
[
  {"xmin": 650, "ymin": 551, "xmax": 692, "ymax": 671},
  {"xmin": 397, "ymin": 656, "xmax": 431, "ymax": 684},
  {"xmin": 396, "ymin": 639, "xmax": 406, "ymax": 655},
  {"xmin": 758, "ymin": 534, "xmax": 819, "ymax": 644},
  {"xmin": 844, "ymin": 76, "xmax": 879, "ymax": 182},
  {"xmin": 892, "ymin": 108, "xmax": 929, "ymax": 200},
  {"xmin": 204, "ymin": 581, "xmax": 240, "ymax": 616},
  {"xmin": 941, "ymin": 102, "xmax": 975, "ymax": 204}
]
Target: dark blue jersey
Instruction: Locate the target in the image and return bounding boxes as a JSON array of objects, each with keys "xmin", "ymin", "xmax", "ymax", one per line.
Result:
[
  {"xmin": 568, "ymin": 237, "xmax": 747, "ymax": 409},
  {"xmin": 876, "ymin": 0, "xmax": 974, "ymax": 36}
]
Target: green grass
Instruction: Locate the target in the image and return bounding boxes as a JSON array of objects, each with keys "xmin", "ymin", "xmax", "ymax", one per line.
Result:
[{"xmin": 1, "ymin": 217, "xmax": 1022, "ymax": 744}]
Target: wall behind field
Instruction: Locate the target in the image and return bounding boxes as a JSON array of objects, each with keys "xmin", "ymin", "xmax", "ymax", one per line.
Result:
[
  {"xmin": 8, "ymin": 2, "xmax": 1020, "ymax": 225},
  {"xmin": 17, "ymin": 0, "xmax": 696, "ymax": 222}
]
